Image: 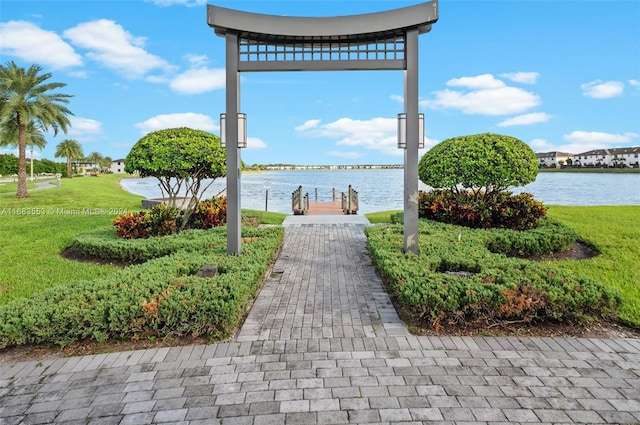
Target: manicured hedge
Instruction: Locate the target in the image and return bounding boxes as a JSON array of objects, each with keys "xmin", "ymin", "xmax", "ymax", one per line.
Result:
[
  {"xmin": 365, "ymin": 220, "xmax": 620, "ymax": 330},
  {"xmin": 0, "ymin": 226, "xmax": 284, "ymax": 348},
  {"xmin": 484, "ymin": 219, "xmax": 580, "ymax": 256},
  {"xmin": 73, "ymin": 226, "xmax": 229, "ymax": 263}
]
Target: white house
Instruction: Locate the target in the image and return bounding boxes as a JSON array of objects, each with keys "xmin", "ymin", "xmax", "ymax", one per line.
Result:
[
  {"xmin": 110, "ymin": 159, "xmax": 127, "ymax": 173},
  {"xmin": 574, "ymin": 147, "xmax": 640, "ymax": 168},
  {"xmin": 535, "ymin": 151, "xmax": 573, "ymax": 167}
]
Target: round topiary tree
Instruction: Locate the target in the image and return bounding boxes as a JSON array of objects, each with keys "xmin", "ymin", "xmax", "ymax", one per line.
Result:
[
  {"xmin": 125, "ymin": 127, "xmax": 226, "ymax": 231},
  {"xmin": 419, "ymin": 133, "xmax": 538, "ymax": 198},
  {"xmin": 418, "ymin": 133, "xmax": 545, "ymax": 230}
]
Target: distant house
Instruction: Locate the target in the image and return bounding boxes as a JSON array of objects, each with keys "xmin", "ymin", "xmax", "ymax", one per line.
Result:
[
  {"xmin": 110, "ymin": 159, "xmax": 127, "ymax": 173},
  {"xmin": 574, "ymin": 147, "xmax": 640, "ymax": 168},
  {"xmin": 71, "ymin": 160, "xmax": 99, "ymax": 176},
  {"xmin": 535, "ymin": 151, "xmax": 573, "ymax": 168}
]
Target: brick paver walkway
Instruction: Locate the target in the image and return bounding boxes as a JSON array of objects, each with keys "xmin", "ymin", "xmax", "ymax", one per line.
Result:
[{"xmin": 1, "ymin": 217, "xmax": 639, "ymax": 424}]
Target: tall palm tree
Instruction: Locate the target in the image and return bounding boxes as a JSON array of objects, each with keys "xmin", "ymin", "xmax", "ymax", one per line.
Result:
[
  {"xmin": 85, "ymin": 151, "xmax": 104, "ymax": 174},
  {"xmin": 0, "ymin": 118, "xmax": 48, "ymax": 178},
  {"xmin": 0, "ymin": 117, "xmax": 47, "ymax": 150},
  {"xmin": 0, "ymin": 61, "xmax": 73, "ymax": 197},
  {"xmin": 55, "ymin": 139, "xmax": 83, "ymax": 178}
]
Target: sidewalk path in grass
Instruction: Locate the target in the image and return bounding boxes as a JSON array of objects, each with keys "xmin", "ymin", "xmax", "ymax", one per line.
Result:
[{"xmin": 1, "ymin": 215, "xmax": 639, "ymax": 424}]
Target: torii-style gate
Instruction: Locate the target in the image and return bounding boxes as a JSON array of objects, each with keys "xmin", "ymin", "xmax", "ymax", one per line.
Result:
[{"xmin": 207, "ymin": 2, "xmax": 439, "ymax": 255}]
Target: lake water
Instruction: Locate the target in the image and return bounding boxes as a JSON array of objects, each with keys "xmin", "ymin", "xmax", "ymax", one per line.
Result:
[{"xmin": 120, "ymin": 169, "xmax": 640, "ymax": 214}]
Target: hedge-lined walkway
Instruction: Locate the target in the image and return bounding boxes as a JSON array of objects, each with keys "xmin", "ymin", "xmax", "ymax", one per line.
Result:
[
  {"xmin": 1, "ymin": 217, "xmax": 640, "ymax": 424},
  {"xmin": 236, "ymin": 216, "xmax": 407, "ymax": 342}
]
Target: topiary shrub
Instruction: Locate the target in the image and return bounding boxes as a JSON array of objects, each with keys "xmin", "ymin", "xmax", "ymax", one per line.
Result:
[
  {"xmin": 124, "ymin": 127, "xmax": 226, "ymax": 231},
  {"xmin": 419, "ymin": 133, "xmax": 538, "ymax": 199},
  {"xmin": 418, "ymin": 133, "xmax": 545, "ymax": 230}
]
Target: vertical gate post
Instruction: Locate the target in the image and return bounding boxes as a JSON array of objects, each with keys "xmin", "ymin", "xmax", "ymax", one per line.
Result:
[
  {"xmin": 403, "ymin": 28, "xmax": 420, "ymax": 254},
  {"xmin": 225, "ymin": 32, "xmax": 241, "ymax": 255}
]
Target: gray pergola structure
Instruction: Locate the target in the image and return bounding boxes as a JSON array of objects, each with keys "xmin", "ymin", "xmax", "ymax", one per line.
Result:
[{"xmin": 207, "ymin": 2, "xmax": 439, "ymax": 255}]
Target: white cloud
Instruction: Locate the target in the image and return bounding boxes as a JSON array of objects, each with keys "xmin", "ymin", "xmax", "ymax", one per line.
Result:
[
  {"xmin": 296, "ymin": 116, "xmax": 430, "ymax": 157},
  {"xmin": 63, "ymin": 19, "xmax": 173, "ymax": 80},
  {"xmin": 0, "ymin": 21, "xmax": 82, "ymax": 69},
  {"xmin": 501, "ymin": 72, "xmax": 539, "ymax": 84},
  {"xmin": 629, "ymin": 79, "xmax": 639, "ymax": 88},
  {"xmin": 247, "ymin": 137, "xmax": 267, "ymax": 150},
  {"xmin": 135, "ymin": 113, "xmax": 217, "ymax": 134},
  {"xmin": 294, "ymin": 119, "xmax": 321, "ymax": 132},
  {"xmin": 563, "ymin": 130, "xmax": 638, "ymax": 144},
  {"xmin": 581, "ymin": 80, "xmax": 624, "ymax": 99},
  {"xmin": 298, "ymin": 116, "xmax": 439, "ymax": 156},
  {"xmin": 421, "ymin": 74, "xmax": 541, "ymax": 116},
  {"xmin": 185, "ymin": 54, "xmax": 209, "ymax": 67},
  {"xmin": 169, "ymin": 68, "xmax": 225, "ymax": 94},
  {"xmin": 145, "ymin": 0, "xmax": 206, "ymax": 6},
  {"xmin": 446, "ymin": 74, "xmax": 506, "ymax": 90},
  {"xmin": 529, "ymin": 138, "xmax": 552, "ymax": 151},
  {"xmin": 389, "ymin": 94, "xmax": 404, "ymax": 103},
  {"xmin": 496, "ymin": 112, "xmax": 552, "ymax": 127},
  {"xmin": 66, "ymin": 117, "xmax": 103, "ymax": 141}
]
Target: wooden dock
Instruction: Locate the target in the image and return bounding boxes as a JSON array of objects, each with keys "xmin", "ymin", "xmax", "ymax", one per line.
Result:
[
  {"xmin": 292, "ymin": 185, "xmax": 359, "ymax": 216},
  {"xmin": 306, "ymin": 201, "xmax": 345, "ymax": 215}
]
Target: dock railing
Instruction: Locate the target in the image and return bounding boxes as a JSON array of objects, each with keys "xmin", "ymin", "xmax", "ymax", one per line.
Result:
[
  {"xmin": 292, "ymin": 185, "xmax": 358, "ymax": 215},
  {"xmin": 341, "ymin": 185, "xmax": 358, "ymax": 215},
  {"xmin": 292, "ymin": 185, "xmax": 309, "ymax": 215}
]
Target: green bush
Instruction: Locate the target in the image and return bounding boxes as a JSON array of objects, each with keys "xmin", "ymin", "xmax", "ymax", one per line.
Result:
[
  {"xmin": 418, "ymin": 189, "xmax": 547, "ymax": 230},
  {"xmin": 418, "ymin": 133, "xmax": 538, "ymax": 198},
  {"xmin": 390, "ymin": 212, "xmax": 404, "ymax": 224},
  {"xmin": 0, "ymin": 226, "xmax": 284, "ymax": 348},
  {"xmin": 365, "ymin": 220, "xmax": 620, "ymax": 330},
  {"xmin": 485, "ymin": 218, "xmax": 579, "ymax": 256},
  {"xmin": 73, "ymin": 227, "xmax": 228, "ymax": 263},
  {"xmin": 112, "ymin": 197, "xmax": 227, "ymax": 239},
  {"xmin": 191, "ymin": 196, "xmax": 227, "ymax": 229}
]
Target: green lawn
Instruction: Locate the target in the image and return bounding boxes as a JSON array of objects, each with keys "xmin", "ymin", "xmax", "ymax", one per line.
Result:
[
  {"xmin": 0, "ymin": 175, "xmax": 286, "ymax": 305},
  {"xmin": 544, "ymin": 205, "xmax": 640, "ymax": 326},
  {"xmin": 0, "ymin": 175, "xmax": 144, "ymax": 303}
]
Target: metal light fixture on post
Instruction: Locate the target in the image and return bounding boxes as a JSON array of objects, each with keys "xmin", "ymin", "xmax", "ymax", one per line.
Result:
[
  {"xmin": 220, "ymin": 113, "xmax": 247, "ymax": 148},
  {"xmin": 397, "ymin": 113, "xmax": 425, "ymax": 149}
]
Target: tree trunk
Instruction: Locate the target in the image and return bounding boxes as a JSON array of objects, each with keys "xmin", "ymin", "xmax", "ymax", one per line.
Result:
[
  {"xmin": 16, "ymin": 120, "xmax": 29, "ymax": 198},
  {"xmin": 67, "ymin": 158, "xmax": 72, "ymax": 178}
]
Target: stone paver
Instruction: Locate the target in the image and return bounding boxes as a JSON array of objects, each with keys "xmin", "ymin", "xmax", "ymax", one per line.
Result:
[{"xmin": 1, "ymin": 218, "xmax": 639, "ymax": 424}]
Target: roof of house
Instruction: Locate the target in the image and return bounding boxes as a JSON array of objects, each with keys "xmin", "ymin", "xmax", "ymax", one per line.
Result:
[
  {"xmin": 575, "ymin": 147, "xmax": 640, "ymax": 156},
  {"xmin": 535, "ymin": 151, "xmax": 573, "ymax": 158}
]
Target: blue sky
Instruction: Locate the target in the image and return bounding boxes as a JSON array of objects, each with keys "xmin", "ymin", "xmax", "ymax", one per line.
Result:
[{"xmin": 1, "ymin": 0, "xmax": 639, "ymax": 166}]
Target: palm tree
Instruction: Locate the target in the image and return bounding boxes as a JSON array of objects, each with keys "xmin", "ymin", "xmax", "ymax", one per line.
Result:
[
  {"xmin": 101, "ymin": 156, "xmax": 113, "ymax": 174},
  {"xmin": 55, "ymin": 139, "xmax": 83, "ymax": 178},
  {"xmin": 85, "ymin": 151, "xmax": 104, "ymax": 174},
  {"xmin": 0, "ymin": 61, "xmax": 73, "ymax": 197},
  {"xmin": 0, "ymin": 118, "xmax": 47, "ymax": 179}
]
